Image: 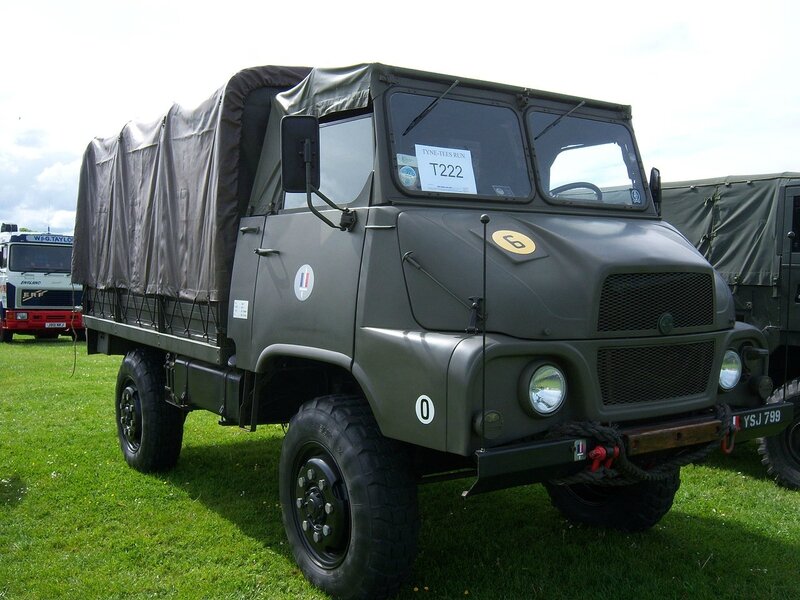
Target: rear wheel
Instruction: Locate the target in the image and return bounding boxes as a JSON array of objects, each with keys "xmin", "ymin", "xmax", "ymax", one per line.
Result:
[
  {"xmin": 759, "ymin": 378, "xmax": 800, "ymax": 489},
  {"xmin": 115, "ymin": 348, "xmax": 185, "ymax": 472},
  {"xmin": 1, "ymin": 329, "xmax": 12, "ymax": 343},
  {"xmin": 544, "ymin": 470, "xmax": 680, "ymax": 532},
  {"xmin": 279, "ymin": 395, "xmax": 419, "ymax": 600}
]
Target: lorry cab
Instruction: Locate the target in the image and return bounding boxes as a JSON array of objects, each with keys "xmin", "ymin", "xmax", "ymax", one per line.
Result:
[
  {"xmin": 0, "ymin": 224, "xmax": 83, "ymax": 342},
  {"xmin": 226, "ymin": 65, "xmax": 775, "ymax": 458}
]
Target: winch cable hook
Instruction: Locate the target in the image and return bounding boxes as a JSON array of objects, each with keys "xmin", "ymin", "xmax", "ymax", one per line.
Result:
[
  {"xmin": 721, "ymin": 415, "xmax": 741, "ymax": 455},
  {"xmin": 588, "ymin": 444, "xmax": 620, "ymax": 472}
]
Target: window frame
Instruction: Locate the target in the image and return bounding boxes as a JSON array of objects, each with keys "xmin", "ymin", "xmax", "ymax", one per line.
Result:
[
  {"xmin": 384, "ymin": 88, "xmax": 535, "ymax": 204},
  {"xmin": 526, "ymin": 107, "xmax": 650, "ymax": 212},
  {"xmin": 280, "ymin": 112, "xmax": 376, "ymax": 213},
  {"xmin": 7, "ymin": 243, "xmax": 73, "ymax": 273}
]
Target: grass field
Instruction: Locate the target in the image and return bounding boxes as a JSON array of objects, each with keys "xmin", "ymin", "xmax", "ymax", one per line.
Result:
[{"xmin": 2, "ymin": 338, "xmax": 799, "ymax": 599}]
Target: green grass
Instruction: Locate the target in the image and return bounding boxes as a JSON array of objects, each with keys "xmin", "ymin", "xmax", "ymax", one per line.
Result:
[{"xmin": 1, "ymin": 339, "xmax": 799, "ymax": 599}]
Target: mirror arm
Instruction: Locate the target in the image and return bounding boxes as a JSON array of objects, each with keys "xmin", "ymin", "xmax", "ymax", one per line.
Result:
[
  {"xmin": 305, "ymin": 188, "xmax": 340, "ymax": 230},
  {"xmin": 303, "ymin": 139, "xmax": 357, "ymax": 231}
]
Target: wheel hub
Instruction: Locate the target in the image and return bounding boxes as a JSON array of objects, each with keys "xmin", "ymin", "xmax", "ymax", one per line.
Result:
[
  {"xmin": 119, "ymin": 385, "xmax": 141, "ymax": 449},
  {"xmin": 294, "ymin": 454, "xmax": 349, "ymax": 567}
]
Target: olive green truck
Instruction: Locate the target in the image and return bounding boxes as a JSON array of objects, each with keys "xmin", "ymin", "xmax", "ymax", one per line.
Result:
[
  {"xmin": 662, "ymin": 173, "xmax": 800, "ymax": 490},
  {"xmin": 73, "ymin": 65, "xmax": 793, "ymax": 599}
]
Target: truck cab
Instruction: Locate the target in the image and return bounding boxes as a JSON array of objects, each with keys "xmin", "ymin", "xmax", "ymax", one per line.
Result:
[{"xmin": 0, "ymin": 224, "xmax": 83, "ymax": 342}]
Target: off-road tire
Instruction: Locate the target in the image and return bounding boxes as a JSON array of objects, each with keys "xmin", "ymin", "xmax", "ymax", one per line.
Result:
[
  {"xmin": 115, "ymin": 348, "xmax": 185, "ymax": 472},
  {"xmin": 1, "ymin": 329, "xmax": 12, "ymax": 343},
  {"xmin": 758, "ymin": 378, "xmax": 800, "ymax": 489},
  {"xmin": 544, "ymin": 470, "xmax": 681, "ymax": 532},
  {"xmin": 280, "ymin": 395, "xmax": 419, "ymax": 600}
]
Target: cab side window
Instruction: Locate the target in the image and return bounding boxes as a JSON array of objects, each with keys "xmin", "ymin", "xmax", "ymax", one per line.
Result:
[
  {"xmin": 0, "ymin": 245, "xmax": 6, "ymax": 269},
  {"xmin": 284, "ymin": 115, "xmax": 374, "ymax": 210}
]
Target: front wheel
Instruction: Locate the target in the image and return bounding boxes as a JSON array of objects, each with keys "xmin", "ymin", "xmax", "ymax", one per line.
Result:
[
  {"xmin": 544, "ymin": 470, "xmax": 680, "ymax": 532},
  {"xmin": 279, "ymin": 395, "xmax": 419, "ymax": 600},
  {"xmin": 759, "ymin": 378, "xmax": 800, "ymax": 489},
  {"xmin": 115, "ymin": 348, "xmax": 186, "ymax": 472}
]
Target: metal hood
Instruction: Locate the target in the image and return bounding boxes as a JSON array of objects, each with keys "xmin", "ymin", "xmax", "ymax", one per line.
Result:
[{"xmin": 397, "ymin": 209, "xmax": 731, "ymax": 340}]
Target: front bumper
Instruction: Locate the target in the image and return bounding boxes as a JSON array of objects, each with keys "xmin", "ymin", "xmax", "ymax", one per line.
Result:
[
  {"xmin": 464, "ymin": 401, "xmax": 794, "ymax": 496},
  {"xmin": 2, "ymin": 309, "xmax": 83, "ymax": 333}
]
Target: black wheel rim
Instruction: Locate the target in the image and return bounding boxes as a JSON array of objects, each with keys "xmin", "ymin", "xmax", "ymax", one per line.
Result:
[
  {"xmin": 119, "ymin": 382, "xmax": 142, "ymax": 453},
  {"xmin": 291, "ymin": 442, "xmax": 350, "ymax": 569}
]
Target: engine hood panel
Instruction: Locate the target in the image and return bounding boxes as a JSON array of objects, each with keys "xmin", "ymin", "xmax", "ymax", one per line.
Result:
[{"xmin": 396, "ymin": 209, "xmax": 728, "ymax": 340}]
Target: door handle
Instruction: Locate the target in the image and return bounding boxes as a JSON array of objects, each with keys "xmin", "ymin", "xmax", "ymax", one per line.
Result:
[
  {"xmin": 254, "ymin": 248, "xmax": 280, "ymax": 256},
  {"xmin": 240, "ymin": 226, "xmax": 260, "ymax": 234}
]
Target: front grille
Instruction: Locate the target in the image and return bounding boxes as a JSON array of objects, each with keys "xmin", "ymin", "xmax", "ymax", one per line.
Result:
[
  {"xmin": 598, "ymin": 272, "xmax": 714, "ymax": 332},
  {"xmin": 598, "ymin": 341, "xmax": 715, "ymax": 406},
  {"xmin": 18, "ymin": 289, "xmax": 82, "ymax": 308}
]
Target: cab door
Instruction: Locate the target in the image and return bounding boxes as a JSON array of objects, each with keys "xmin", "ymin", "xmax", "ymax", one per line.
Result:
[
  {"xmin": 0, "ymin": 243, "xmax": 7, "ymax": 313},
  {"xmin": 243, "ymin": 114, "xmax": 375, "ymax": 371}
]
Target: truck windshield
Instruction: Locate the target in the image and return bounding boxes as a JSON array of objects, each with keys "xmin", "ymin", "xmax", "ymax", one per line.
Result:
[
  {"xmin": 389, "ymin": 92, "xmax": 531, "ymax": 199},
  {"xmin": 8, "ymin": 244, "xmax": 72, "ymax": 273},
  {"xmin": 528, "ymin": 110, "xmax": 647, "ymax": 208}
]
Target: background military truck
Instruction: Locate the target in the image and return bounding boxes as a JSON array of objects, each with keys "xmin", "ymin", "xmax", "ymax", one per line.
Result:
[
  {"xmin": 0, "ymin": 223, "xmax": 84, "ymax": 342},
  {"xmin": 74, "ymin": 65, "xmax": 792, "ymax": 600},
  {"xmin": 662, "ymin": 173, "xmax": 800, "ymax": 489}
]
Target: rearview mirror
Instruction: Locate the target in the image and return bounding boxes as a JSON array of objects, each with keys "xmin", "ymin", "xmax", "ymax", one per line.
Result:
[
  {"xmin": 281, "ymin": 115, "xmax": 320, "ymax": 193},
  {"xmin": 649, "ymin": 167, "xmax": 662, "ymax": 216}
]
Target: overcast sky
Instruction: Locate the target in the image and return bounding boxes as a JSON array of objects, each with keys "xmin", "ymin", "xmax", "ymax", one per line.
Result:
[{"xmin": 1, "ymin": 0, "xmax": 797, "ymax": 233}]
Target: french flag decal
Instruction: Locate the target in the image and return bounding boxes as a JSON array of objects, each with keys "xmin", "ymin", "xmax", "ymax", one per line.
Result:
[{"xmin": 294, "ymin": 264, "xmax": 315, "ymax": 301}]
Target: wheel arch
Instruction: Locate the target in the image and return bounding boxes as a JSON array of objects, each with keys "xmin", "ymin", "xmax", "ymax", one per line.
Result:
[{"xmin": 252, "ymin": 343, "xmax": 380, "ymax": 426}]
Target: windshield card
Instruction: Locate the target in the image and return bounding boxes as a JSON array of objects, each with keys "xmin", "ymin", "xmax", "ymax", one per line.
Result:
[{"xmin": 415, "ymin": 145, "xmax": 477, "ymax": 194}]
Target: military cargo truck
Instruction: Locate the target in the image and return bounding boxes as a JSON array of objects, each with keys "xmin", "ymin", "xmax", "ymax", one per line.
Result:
[
  {"xmin": 74, "ymin": 66, "xmax": 793, "ymax": 600},
  {"xmin": 662, "ymin": 173, "xmax": 800, "ymax": 489}
]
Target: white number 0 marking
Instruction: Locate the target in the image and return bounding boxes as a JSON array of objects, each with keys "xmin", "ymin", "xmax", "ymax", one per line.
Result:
[{"xmin": 415, "ymin": 395, "xmax": 435, "ymax": 425}]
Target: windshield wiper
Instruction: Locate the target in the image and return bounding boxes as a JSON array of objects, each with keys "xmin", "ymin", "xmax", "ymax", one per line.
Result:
[
  {"xmin": 402, "ymin": 80, "xmax": 460, "ymax": 136},
  {"xmin": 534, "ymin": 100, "xmax": 586, "ymax": 141}
]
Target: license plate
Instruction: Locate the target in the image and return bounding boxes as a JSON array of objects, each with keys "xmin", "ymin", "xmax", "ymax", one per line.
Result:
[
  {"xmin": 738, "ymin": 405, "xmax": 789, "ymax": 430},
  {"xmin": 45, "ymin": 322, "xmax": 66, "ymax": 329}
]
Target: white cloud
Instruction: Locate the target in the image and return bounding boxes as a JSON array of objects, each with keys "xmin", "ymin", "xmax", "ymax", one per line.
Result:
[
  {"xmin": 48, "ymin": 210, "xmax": 77, "ymax": 234},
  {"xmin": 35, "ymin": 160, "xmax": 81, "ymax": 193},
  {"xmin": 0, "ymin": 154, "xmax": 20, "ymax": 175},
  {"xmin": 3, "ymin": 207, "xmax": 75, "ymax": 235}
]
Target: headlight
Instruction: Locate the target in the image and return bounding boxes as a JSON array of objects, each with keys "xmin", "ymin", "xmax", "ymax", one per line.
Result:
[
  {"xmin": 16, "ymin": 312, "xmax": 28, "ymax": 320},
  {"xmin": 719, "ymin": 350, "xmax": 742, "ymax": 391},
  {"xmin": 526, "ymin": 365, "xmax": 566, "ymax": 416}
]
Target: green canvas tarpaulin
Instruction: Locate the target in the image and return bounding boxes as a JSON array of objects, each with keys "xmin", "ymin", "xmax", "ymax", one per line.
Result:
[
  {"xmin": 73, "ymin": 65, "xmax": 310, "ymax": 301},
  {"xmin": 662, "ymin": 173, "xmax": 800, "ymax": 287}
]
